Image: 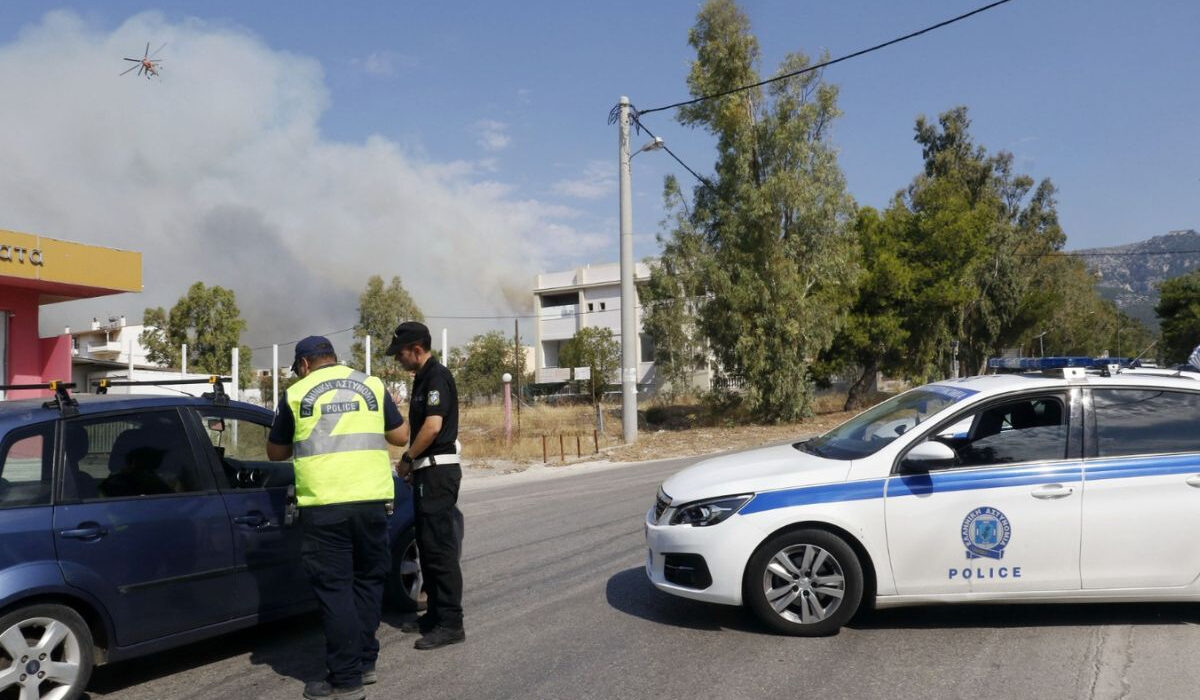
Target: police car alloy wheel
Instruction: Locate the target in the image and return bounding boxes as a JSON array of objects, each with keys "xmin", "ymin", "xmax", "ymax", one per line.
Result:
[
  {"xmin": 744, "ymin": 529, "xmax": 863, "ymax": 636},
  {"xmin": 0, "ymin": 603, "xmax": 94, "ymax": 700}
]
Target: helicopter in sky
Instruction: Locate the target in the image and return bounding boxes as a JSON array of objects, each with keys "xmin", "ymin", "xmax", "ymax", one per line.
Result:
[{"xmin": 121, "ymin": 43, "xmax": 165, "ymax": 79}]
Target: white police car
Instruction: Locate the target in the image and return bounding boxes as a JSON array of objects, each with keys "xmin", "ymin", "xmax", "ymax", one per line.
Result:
[{"xmin": 645, "ymin": 357, "xmax": 1200, "ymax": 635}]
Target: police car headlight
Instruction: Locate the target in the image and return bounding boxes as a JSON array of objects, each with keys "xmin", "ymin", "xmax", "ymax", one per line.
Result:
[{"xmin": 669, "ymin": 495, "xmax": 752, "ymax": 527}]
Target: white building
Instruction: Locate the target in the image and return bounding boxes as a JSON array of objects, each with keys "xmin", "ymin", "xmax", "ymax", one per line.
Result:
[
  {"xmin": 66, "ymin": 316, "xmax": 251, "ymax": 399},
  {"xmin": 533, "ymin": 262, "xmax": 656, "ymax": 388}
]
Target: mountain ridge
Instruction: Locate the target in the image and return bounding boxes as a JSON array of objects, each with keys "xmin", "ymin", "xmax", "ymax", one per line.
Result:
[{"xmin": 1072, "ymin": 228, "xmax": 1200, "ymax": 328}]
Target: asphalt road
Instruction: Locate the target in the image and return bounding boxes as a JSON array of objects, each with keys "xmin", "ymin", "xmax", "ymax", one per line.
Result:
[{"xmin": 87, "ymin": 456, "xmax": 1200, "ymax": 700}]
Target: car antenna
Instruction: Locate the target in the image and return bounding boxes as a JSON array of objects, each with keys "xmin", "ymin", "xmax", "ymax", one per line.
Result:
[{"xmin": 1125, "ymin": 340, "xmax": 1157, "ymax": 373}]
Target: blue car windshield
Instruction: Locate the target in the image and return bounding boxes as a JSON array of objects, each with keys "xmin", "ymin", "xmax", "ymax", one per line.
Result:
[{"xmin": 802, "ymin": 387, "xmax": 971, "ymax": 460}]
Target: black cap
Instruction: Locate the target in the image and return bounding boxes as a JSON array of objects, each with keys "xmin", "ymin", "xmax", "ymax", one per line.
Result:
[
  {"xmin": 385, "ymin": 321, "xmax": 431, "ymax": 356},
  {"xmin": 291, "ymin": 335, "xmax": 336, "ymax": 373}
]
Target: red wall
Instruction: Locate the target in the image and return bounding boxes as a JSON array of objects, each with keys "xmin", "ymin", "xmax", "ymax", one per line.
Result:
[{"xmin": 2, "ymin": 287, "xmax": 70, "ymax": 398}]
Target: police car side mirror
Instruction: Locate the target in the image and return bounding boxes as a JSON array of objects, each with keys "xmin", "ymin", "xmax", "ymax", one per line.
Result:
[{"xmin": 901, "ymin": 440, "xmax": 957, "ymax": 473}]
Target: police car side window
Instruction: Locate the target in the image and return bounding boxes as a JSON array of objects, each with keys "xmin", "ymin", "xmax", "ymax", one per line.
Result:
[
  {"xmin": 1092, "ymin": 389, "xmax": 1200, "ymax": 458},
  {"xmin": 947, "ymin": 396, "xmax": 1068, "ymax": 468}
]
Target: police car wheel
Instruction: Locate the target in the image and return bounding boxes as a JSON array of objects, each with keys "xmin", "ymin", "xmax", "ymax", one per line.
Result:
[
  {"xmin": 386, "ymin": 526, "xmax": 424, "ymax": 612},
  {"xmin": 0, "ymin": 603, "xmax": 94, "ymax": 700},
  {"xmin": 744, "ymin": 529, "xmax": 863, "ymax": 636}
]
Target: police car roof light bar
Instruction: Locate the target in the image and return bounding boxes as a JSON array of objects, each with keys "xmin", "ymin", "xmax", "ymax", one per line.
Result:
[{"xmin": 986, "ymin": 357, "xmax": 1139, "ymax": 373}]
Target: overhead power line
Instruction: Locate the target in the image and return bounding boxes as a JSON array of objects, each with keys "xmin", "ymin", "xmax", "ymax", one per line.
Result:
[
  {"xmin": 637, "ymin": 0, "xmax": 1015, "ymax": 117},
  {"xmin": 631, "ymin": 117, "xmax": 719, "ymax": 195}
]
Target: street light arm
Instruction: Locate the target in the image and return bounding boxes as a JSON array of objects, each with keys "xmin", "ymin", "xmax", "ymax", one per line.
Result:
[{"xmin": 631, "ymin": 136, "xmax": 664, "ymax": 158}]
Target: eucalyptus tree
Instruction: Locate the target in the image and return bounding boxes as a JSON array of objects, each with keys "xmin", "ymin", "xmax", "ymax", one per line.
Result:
[{"xmin": 650, "ymin": 0, "xmax": 858, "ymax": 421}]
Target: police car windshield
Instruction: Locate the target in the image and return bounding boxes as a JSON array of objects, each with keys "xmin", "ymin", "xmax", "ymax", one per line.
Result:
[{"xmin": 805, "ymin": 387, "xmax": 966, "ymax": 460}]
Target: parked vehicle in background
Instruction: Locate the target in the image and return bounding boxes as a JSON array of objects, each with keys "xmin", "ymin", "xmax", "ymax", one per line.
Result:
[
  {"xmin": 0, "ymin": 380, "xmax": 419, "ymax": 700},
  {"xmin": 646, "ymin": 357, "xmax": 1200, "ymax": 636}
]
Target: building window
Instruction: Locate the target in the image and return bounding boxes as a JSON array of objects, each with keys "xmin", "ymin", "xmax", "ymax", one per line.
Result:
[
  {"xmin": 542, "ymin": 340, "xmax": 563, "ymax": 368},
  {"xmin": 587, "ymin": 303, "xmax": 594, "ymax": 312},
  {"xmin": 599, "ymin": 302, "xmax": 607, "ymax": 311},
  {"xmin": 640, "ymin": 334, "xmax": 655, "ymax": 363},
  {"xmin": 540, "ymin": 293, "xmax": 577, "ymax": 308}
]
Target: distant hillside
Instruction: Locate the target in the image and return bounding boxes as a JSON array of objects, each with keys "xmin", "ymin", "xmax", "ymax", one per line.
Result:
[{"xmin": 1073, "ymin": 229, "xmax": 1200, "ymax": 328}]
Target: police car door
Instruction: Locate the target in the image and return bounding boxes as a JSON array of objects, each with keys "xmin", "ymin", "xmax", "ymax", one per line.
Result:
[
  {"xmin": 885, "ymin": 390, "xmax": 1083, "ymax": 595},
  {"xmin": 1081, "ymin": 387, "xmax": 1200, "ymax": 588}
]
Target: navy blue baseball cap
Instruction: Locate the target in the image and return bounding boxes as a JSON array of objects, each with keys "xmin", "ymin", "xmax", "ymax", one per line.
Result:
[
  {"xmin": 291, "ymin": 335, "xmax": 336, "ymax": 373},
  {"xmin": 385, "ymin": 321, "xmax": 431, "ymax": 356}
]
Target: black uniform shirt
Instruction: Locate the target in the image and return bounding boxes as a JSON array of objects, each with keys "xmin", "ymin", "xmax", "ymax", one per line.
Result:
[
  {"xmin": 410, "ymin": 357, "xmax": 458, "ymax": 456},
  {"xmin": 269, "ymin": 367, "xmax": 404, "ymax": 445}
]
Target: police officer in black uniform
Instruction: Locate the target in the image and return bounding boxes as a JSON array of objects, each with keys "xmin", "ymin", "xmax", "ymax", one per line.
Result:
[{"xmin": 386, "ymin": 321, "xmax": 466, "ymax": 650}]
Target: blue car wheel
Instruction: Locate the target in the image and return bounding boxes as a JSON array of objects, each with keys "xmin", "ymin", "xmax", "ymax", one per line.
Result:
[
  {"xmin": 386, "ymin": 526, "xmax": 424, "ymax": 612},
  {"xmin": 0, "ymin": 603, "xmax": 94, "ymax": 700}
]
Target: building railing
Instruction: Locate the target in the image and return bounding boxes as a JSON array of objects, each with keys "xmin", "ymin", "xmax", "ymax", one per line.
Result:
[{"xmin": 539, "ymin": 304, "xmax": 577, "ymax": 319}]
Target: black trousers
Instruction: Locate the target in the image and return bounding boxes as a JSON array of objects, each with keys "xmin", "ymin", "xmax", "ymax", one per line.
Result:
[
  {"xmin": 300, "ymin": 502, "xmax": 391, "ymax": 687},
  {"xmin": 412, "ymin": 464, "xmax": 465, "ymax": 629}
]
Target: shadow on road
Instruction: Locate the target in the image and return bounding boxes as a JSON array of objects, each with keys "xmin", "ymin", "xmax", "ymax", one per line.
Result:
[
  {"xmin": 85, "ymin": 614, "xmax": 325, "ymax": 696},
  {"xmin": 604, "ymin": 567, "xmax": 760, "ymax": 633},
  {"xmin": 605, "ymin": 565, "xmax": 1200, "ymax": 639},
  {"xmin": 851, "ymin": 601, "xmax": 1200, "ymax": 631}
]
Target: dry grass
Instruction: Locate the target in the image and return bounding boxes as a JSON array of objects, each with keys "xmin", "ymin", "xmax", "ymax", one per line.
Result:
[
  {"xmin": 458, "ymin": 402, "xmax": 620, "ymax": 465},
  {"xmin": 457, "ymin": 390, "xmax": 874, "ymax": 469}
]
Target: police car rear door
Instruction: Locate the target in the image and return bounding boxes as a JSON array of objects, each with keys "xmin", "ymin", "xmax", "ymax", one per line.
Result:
[
  {"xmin": 1081, "ymin": 386, "xmax": 1200, "ymax": 588},
  {"xmin": 885, "ymin": 389, "xmax": 1083, "ymax": 595}
]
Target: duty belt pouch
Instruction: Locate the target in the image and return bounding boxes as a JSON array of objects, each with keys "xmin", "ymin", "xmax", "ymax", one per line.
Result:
[{"xmin": 284, "ymin": 484, "xmax": 298, "ymax": 526}]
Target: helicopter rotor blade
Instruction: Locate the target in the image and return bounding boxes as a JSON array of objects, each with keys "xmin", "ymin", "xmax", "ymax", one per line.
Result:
[
  {"xmin": 123, "ymin": 57, "xmax": 140, "ymax": 62},
  {"xmin": 143, "ymin": 42, "xmax": 149, "ymax": 58},
  {"xmin": 149, "ymin": 43, "xmax": 167, "ymax": 58},
  {"xmin": 120, "ymin": 64, "xmax": 139, "ymax": 76}
]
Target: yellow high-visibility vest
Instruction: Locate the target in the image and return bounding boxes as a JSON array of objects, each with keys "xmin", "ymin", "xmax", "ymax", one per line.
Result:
[{"xmin": 286, "ymin": 364, "xmax": 393, "ymax": 507}]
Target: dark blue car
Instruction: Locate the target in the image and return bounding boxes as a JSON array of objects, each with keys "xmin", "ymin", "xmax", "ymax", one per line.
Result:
[{"xmin": 0, "ymin": 389, "xmax": 419, "ymax": 700}]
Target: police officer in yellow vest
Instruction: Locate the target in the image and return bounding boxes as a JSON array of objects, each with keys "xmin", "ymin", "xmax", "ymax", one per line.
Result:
[{"xmin": 267, "ymin": 336, "xmax": 408, "ymax": 700}]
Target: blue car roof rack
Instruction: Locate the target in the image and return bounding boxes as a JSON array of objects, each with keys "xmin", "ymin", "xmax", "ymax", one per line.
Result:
[
  {"xmin": 0, "ymin": 381, "xmax": 79, "ymax": 416},
  {"xmin": 96, "ymin": 376, "xmax": 231, "ymax": 405}
]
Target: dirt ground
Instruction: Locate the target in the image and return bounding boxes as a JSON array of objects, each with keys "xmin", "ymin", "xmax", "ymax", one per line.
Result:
[{"xmin": 457, "ymin": 394, "xmax": 868, "ymax": 472}]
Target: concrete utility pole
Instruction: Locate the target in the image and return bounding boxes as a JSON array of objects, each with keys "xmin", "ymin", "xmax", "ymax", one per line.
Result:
[
  {"xmin": 502, "ymin": 372, "xmax": 513, "ymax": 447},
  {"xmin": 272, "ymin": 344, "xmax": 279, "ymax": 410},
  {"xmin": 617, "ymin": 96, "xmax": 638, "ymax": 445},
  {"xmin": 616, "ymin": 96, "xmax": 664, "ymax": 444},
  {"xmin": 365, "ymin": 335, "xmax": 372, "ymax": 375},
  {"xmin": 230, "ymin": 347, "xmax": 239, "ymax": 402},
  {"xmin": 513, "ymin": 318, "xmax": 521, "ymax": 433}
]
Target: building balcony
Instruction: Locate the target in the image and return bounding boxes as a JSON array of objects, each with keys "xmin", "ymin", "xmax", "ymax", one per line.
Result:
[{"xmin": 85, "ymin": 341, "xmax": 122, "ymax": 358}]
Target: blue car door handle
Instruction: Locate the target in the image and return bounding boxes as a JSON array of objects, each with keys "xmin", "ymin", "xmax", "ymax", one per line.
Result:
[
  {"xmin": 233, "ymin": 513, "xmax": 276, "ymax": 529},
  {"xmin": 59, "ymin": 526, "xmax": 108, "ymax": 540}
]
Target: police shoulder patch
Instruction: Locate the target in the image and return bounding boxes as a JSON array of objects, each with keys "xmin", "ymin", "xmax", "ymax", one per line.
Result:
[{"xmin": 428, "ymin": 390, "xmax": 441, "ymax": 407}]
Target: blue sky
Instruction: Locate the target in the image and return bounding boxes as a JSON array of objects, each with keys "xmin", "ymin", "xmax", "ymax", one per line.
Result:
[{"xmin": 2, "ymin": 1, "xmax": 1196, "ymax": 349}]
